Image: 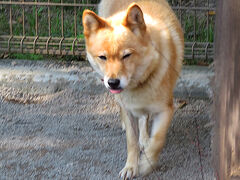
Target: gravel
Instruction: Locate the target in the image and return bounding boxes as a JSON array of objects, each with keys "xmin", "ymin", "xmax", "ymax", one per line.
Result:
[{"xmin": 0, "ymin": 60, "xmax": 215, "ymax": 179}]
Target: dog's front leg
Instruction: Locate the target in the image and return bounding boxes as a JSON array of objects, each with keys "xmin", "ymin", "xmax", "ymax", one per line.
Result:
[
  {"xmin": 119, "ymin": 108, "xmax": 140, "ymax": 179},
  {"xmin": 139, "ymin": 105, "xmax": 174, "ymax": 176}
]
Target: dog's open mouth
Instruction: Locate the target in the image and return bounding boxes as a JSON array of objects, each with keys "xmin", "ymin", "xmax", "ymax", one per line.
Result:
[{"xmin": 109, "ymin": 88, "xmax": 123, "ymax": 94}]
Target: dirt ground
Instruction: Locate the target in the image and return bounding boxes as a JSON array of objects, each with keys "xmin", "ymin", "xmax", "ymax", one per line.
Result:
[{"xmin": 0, "ymin": 61, "xmax": 215, "ymax": 180}]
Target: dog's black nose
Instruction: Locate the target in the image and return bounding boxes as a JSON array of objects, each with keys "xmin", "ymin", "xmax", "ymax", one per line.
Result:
[{"xmin": 108, "ymin": 78, "xmax": 120, "ymax": 89}]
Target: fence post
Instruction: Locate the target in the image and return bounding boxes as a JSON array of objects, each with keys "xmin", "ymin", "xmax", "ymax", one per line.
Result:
[{"xmin": 213, "ymin": 0, "xmax": 240, "ymax": 179}]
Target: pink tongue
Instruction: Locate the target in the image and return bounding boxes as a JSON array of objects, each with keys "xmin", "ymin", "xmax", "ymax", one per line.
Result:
[{"xmin": 109, "ymin": 89, "xmax": 123, "ymax": 94}]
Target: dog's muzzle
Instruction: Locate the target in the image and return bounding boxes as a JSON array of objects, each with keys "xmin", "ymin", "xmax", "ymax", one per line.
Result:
[
  {"xmin": 108, "ymin": 78, "xmax": 120, "ymax": 89},
  {"xmin": 106, "ymin": 78, "xmax": 123, "ymax": 94}
]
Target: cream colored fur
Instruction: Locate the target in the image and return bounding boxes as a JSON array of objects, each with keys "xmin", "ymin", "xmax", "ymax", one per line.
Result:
[{"xmin": 82, "ymin": 0, "xmax": 184, "ymax": 179}]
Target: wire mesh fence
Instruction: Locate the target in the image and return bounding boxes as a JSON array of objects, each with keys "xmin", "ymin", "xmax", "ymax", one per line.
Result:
[{"xmin": 0, "ymin": 0, "xmax": 215, "ymax": 61}]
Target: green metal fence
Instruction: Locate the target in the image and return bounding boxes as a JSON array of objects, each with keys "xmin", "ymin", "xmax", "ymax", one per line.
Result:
[{"xmin": 0, "ymin": 0, "xmax": 215, "ymax": 61}]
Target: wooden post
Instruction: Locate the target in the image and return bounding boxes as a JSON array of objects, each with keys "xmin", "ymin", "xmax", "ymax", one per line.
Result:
[{"xmin": 213, "ymin": 0, "xmax": 240, "ymax": 179}]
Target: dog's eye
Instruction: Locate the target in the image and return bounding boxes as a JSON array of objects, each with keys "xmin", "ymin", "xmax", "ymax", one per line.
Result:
[
  {"xmin": 98, "ymin": 56, "xmax": 107, "ymax": 61},
  {"xmin": 122, "ymin": 53, "xmax": 131, "ymax": 60}
]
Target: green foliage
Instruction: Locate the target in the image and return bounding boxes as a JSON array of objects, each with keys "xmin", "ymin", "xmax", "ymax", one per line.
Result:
[
  {"xmin": 0, "ymin": 12, "xmax": 9, "ymax": 35},
  {"xmin": 9, "ymin": 53, "xmax": 44, "ymax": 60},
  {"xmin": 0, "ymin": 1, "xmax": 215, "ymax": 63},
  {"xmin": 184, "ymin": 13, "xmax": 214, "ymax": 43}
]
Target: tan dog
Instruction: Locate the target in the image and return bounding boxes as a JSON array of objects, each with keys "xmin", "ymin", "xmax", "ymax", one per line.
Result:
[{"xmin": 82, "ymin": 0, "xmax": 184, "ymax": 179}]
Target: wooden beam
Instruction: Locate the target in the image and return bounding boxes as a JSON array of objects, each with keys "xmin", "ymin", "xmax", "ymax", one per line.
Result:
[{"xmin": 213, "ymin": 0, "xmax": 240, "ymax": 179}]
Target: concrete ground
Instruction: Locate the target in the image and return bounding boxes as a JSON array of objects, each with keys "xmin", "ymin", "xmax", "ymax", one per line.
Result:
[{"xmin": 0, "ymin": 59, "xmax": 215, "ymax": 179}]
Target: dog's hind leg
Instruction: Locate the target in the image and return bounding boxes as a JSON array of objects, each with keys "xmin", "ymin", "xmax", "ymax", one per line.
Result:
[
  {"xmin": 120, "ymin": 106, "xmax": 126, "ymax": 131},
  {"xmin": 139, "ymin": 114, "xmax": 150, "ymax": 151}
]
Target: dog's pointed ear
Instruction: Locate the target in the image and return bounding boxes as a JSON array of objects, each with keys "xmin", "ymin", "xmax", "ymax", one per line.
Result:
[
  {"xmin": 122, "ymin": 3, "xmax": 146, "ymax": 36},
  {"xmin": 82, "ymin": 10, "xmax": 109, "ymax": 37}
]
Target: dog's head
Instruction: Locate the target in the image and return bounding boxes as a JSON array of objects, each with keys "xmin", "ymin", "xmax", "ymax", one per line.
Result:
[{"xmin": 83, "ymin": 3, "xmax": 156, "ymax": 94}]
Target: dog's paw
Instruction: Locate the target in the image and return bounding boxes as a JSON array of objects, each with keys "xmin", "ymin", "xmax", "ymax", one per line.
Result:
[
  {"xmin": 138, "ymin": 153, "xmax": 157, "ymax": 176},
  {"xmin": 119, "ymin": 165, "xmax": 138, "ymax": 180}
]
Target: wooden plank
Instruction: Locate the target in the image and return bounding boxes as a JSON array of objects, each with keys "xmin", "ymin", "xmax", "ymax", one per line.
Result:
[{"xmin": 213, "ymin": 0, "xmax": 240, "ymax": 179}]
